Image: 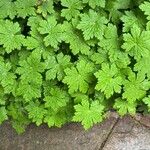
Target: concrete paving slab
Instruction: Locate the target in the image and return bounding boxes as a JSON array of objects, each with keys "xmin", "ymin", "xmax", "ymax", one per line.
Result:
[
  {"xmin": 103, "ymin": 116, "xmax": 150, "ymax": 150},
  {"xmin": 0, "ymin": 115, "xmax": 117, "ymax": 150},
  {"xmin": 1, "ymin": 114, "xmax": 150, "ymax": 150}
]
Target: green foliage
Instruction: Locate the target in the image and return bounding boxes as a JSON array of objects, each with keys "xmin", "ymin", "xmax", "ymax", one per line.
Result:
[
  {"xmin": 122, "ymin": 25, "xmax": 150, "ymax": 60},
  {"xmin": 61, "ymin": 0, "xmax": 83, "ymax": 20},
  {"xmin": 38, "ymin": 16, "xmax": 63, "ymax": 48},
  {"xmin": 0, "ymin": 20, "xmax": 24, "ymax": 53},
  {"xmin": 45, "ymin": 52, "xmax": 72, "ymax": 80},
  {"xmin": 0, "ymin": 0, "xmax": 16, "ymax": 19},
  {"xmin": 63, "ymin": 60, "xmax": 94, "ymax": 94},
  {"xmin": 37, "ymin": 0, "xmax": 54, "ymax": 17},
  {"xmin": 73, "ymin": 97, "xmax": 104, "ymax": 129},
  {"xmin": 123, "ymin": 73, "xmax": 150, "ymax": 102},
  {"xmin": 1, "ymin": 0, "xmax": 150, "ymax": 133},
  {"xmin": 95, "ymin": 63, "xmax": 122, "ymax": 98},
  {"xmin": 77, "ymin": 10, "xmax": 108, "ymax": 40},
  {"xmin": 44, "ymin": 87, "xmax": 70, "ymax": 111},
  {"xmin": 114, "ymin": 98, "xmax": 137, "ymax": 116},
  {"xmin": 15, "ymin": 0, "xmax": 36, "ymax": 18},
  {"xmin": 25, "ymin": 101, "xmax": 47, "ymax": 126},
  {"xmin": 0, "ymin": 107, "xmax": 8, "ymax": 124},
  {"xmin": 82, "ymin": 0, "xmax": 105, "ymax": 8}
]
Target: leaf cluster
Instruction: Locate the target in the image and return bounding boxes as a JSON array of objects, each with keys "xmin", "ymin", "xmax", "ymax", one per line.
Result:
[{"xmin": 1, "ymin": 0, "xmax": 150, "ymax": 133}]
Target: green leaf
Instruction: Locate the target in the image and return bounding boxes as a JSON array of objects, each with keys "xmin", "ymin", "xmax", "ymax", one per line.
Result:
[
  {"xmin": 143, "ymin": 95, "xmax": 150, "ymax": 112},
  {"xmin": 16, "ymin": 53, "xmax": 45, "ymax": 85},
  {"xmin": 44, "ymin": 87, "xmax": 70, "ymax": 111},
  {"xmin": 0, "ymin": 87, "xmax": 6, "ymax": 105},
  {"xmin": 0, "ymin": 107, "xmax": 8, "ymax": 124},
  {"xmin": 95, "ymin": 63, "xmax": 122, "ymax": 98},
  {"xmin": 77, "ymin": 9, "xmax": 108, "ymax": 40},
  {"xmin": 0, "ymin": 20, "xmax": 24, "ymax": 53},
  {"xmin": 82, "ymin": 0, "xmax": 105, "ymax": 8},
  {"xmin": 44, "ymin": 108, "xmax": 68, "ymax": 127},
  {"xmin": 123, "ymin": 73, "xmax": 150, "ymax": 102},
  {"xmin": 0, "ymin": 60, "xmax": 16, "ymax": 94},
  {"xmin": 122, "ymin": 25, "xmax": 150, "ymax": 60},
  {"xmin": 27, "ymin": 16, "xmax": 43, "ymax": 34},
  {"xmin": 25, "ymin": 101, "xmax": 47, "ymax": 126},
  {"xmin": 45, "ymin": 52, "xmax": 72, "ymax": 80},
  {"xmin": 16, "ymin": 53, "xmax": 45, "ymax": 101},
  {"xmin": 37, "ymin": 0, "xmax": 54, "ymax": 17},
  {"xmin": 114, "ymin": 98, "xmax": 137, "ymax": 116},
  {"xmin": 17, "ymin": 82, "xmax": 41, "ymax": 102},
  {"xmin": 23, "ymin": 31, "xmax": 46, "ymax": 52},
  {"xmin": 113, "ymin": 0, "xmax": 131, "ymax": 10},
  {"xmin": 99, "ymin": 24, "xmax": 121, "ymax": 61},
  {"xmin": 7, "ymin": 102, "xmax": 30, "ymax": 134},
  {"xmin": 63, "ymin": 60, "xmax": 94, "ymax": 94},
  {"xmin": 73, "ymin": 98, "xmax": 104, "ymax": 129},
  {"xmin": 62, "ymin": 22, "xmax": 90, "ymax": 55},
  {"xmin": 61, "ymin": 0, "xmax": 83, "ymax": 20},
  {"xmin": 38, "ymin": 16, "xmax": 62, "ymax": 48},
  {"xmin": 15, "ymin": 0, "xmax": 36, "ymax": 18},
  {"xmin": 91, "ymin": 48, "xmax": 108, "ymax": 65},
  {"xmin": 134, "ymin": 56, "xmax": 150, "ymax": 79},
  {"xmin": 0, "ymin": 0, "xmax": 16, "ymax": 19},
  {"xmin": 121, "ymin": 11, "xmax": 145, "ymax": 32},
  {"xmin": 140, "ymin": 1, "xmax": 150, "ymax": 20}
]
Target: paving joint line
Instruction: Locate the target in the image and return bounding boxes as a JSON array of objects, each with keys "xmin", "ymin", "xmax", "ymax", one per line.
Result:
[
  {"xmin": 99, "ymin": 117, "xmax": 120, "ymax": 150},
  {"xmin": 131, "ymin": 115, "xmax": 150, "ymax": 129}
]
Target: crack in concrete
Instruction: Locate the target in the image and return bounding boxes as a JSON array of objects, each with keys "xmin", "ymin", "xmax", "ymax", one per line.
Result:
[
  {"xmin": 113, "ymin": 122, "xmax": 135, "ymax": 134},
  {"xmin": 99, "ymin": 117, "xmax": 120, "ymax": 150},
  {"xmin": 131, "ymin": 115, "xmax": 150, "ymax": 129}
]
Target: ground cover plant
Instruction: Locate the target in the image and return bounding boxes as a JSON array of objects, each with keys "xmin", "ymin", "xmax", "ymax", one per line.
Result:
[{"xmin": 1, "ymin": 0, "xmax": 150, "ymax": 133}]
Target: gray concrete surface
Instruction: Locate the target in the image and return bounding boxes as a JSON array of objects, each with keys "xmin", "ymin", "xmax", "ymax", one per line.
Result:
[
  {"xmin": 0, "ymin": 113, "xmax": 150, "ymax": 150},
  {"xmin": 103, "ymin": 116, "xmax": 150, "ymax": 150}
]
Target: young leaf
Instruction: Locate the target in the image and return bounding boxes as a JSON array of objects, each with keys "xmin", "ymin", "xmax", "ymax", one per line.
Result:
[
  {"xmin": 95, "ymin": 63, "xmax": 122, "ymax": 98},
  {"xmin": 0, "ymin": 20, "xmax": 24, "ymax": 53},
  {"xmin": 44, "ymin": 87, "xmax": 70, "ymax": 111},
  {"xmin": 0, "ymin": 0, "xmax": 16, "ymax": 19},
  {"xmin": 134, "ymin": 56, "xmax": 150, "ymax": 79},
  {"xmin": 82, "ymin": 0, "xmax": 105, "ymax": 8},
  {"xmin": 15, "ymin": 0, "xmax": 36, "ymax": 18},
  {"xmin": 25, "ymin": 101, "xmax": 47, "ymax": 126},
  {"xmin": 114, "ymin": 98, "xmax": 137, "ymax": 116},
  {"xmin": 37, "ymin": 0, "xmax": 54, "ymax": 17},
  {"xmin": 122, "ymin": 25, "xmax": 150, "ymax": 60},
  {"xmin": 0, "ymin": 60, "xmax": 16, "ymax": 94},
  {"xmin": 73, "ymin": 98, "xmax": 104, "ymax": 130},
  {"xmin": 45, "ymin": 52, "xmax": 72, "ymax": 81},
  {"xmin": 38, "ymin": 16, "xmax": 62, "ymax": 48},
  {"xmin": 140, "ymin": 1, "xmax": 150, "ymax": 20},
  {"xmin": 62, "ymin": 22, "xmax": 90, "ymax": 55},
  {"xmin": 63, "ymin": 60, "xmax": 94, "ymax": 94},
  {"xmin": 99, "ymin": 24, "xmax": 121, "ymax": 61},
  {"xmin": 143, "ymin": 95, "xmax": 150, "ymax": 112},
  {"xmin": 121, "ymin": 11, "xmax": 145, "ymax": 32},
  {"xmin": 44, "ymin": 108, "xmax": 68, "ymax": 128},
  {"xmin": 0, "ymin": 107, "xmax": 8, "ymax": 124},
  {"xmin": 123, "ymin": 73, "xmax": 150, "ymax": 102},
  {"xmin": 77, "ymin": 10, "xmax": 108, "ymax": 40},
  {"xmin": 61, "ymin": 0, "xmax": 83, "ymax": 20},
  {"xmin": 16, "ymin": 53, "xmax": 45, "ymax": 85}
]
